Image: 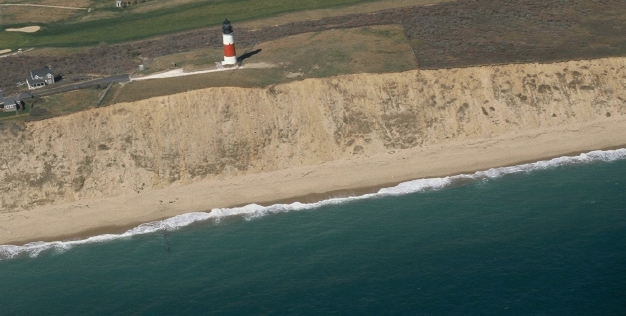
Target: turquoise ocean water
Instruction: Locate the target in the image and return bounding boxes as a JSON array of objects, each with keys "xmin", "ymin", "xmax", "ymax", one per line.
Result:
[{"xmin": 1, "ymin": 149, "xmax": 626, "ymax": 315}]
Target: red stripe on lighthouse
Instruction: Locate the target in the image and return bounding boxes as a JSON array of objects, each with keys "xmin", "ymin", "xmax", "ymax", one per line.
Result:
[{"xmin": 224, "ymin": 44, "xmax": 236, "ymax": 57}]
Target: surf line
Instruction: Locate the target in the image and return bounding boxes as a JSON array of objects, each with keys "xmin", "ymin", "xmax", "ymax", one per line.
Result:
[{"xmin": 1, "ymin": 148, "xmax": 626, "ymax": 260}]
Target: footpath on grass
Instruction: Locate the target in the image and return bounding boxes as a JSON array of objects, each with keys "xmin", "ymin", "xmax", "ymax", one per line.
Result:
[{"xmin": 130, "ymin": 62, "xmax": 275, "ymax": 81}]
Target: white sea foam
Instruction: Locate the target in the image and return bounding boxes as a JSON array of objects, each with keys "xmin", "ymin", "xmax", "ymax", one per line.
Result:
[{"xmin": 1, "ymin": 148, "xmax": 625, "ymax": 260}]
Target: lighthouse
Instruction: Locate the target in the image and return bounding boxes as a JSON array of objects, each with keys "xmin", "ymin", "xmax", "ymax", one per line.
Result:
[{"xmin": 222, "ymin": 19, "xmax": 237, "ymax": 65}]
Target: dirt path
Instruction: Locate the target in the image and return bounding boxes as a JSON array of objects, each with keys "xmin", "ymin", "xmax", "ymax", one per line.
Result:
[
  {"xmin": 0, "ymin": 48, "xmax": 33, "ymax": 58},
  {"xmin": 131, "ymin": 62, "xmax": 274, "ymax": 81},
  {"xmin": 0, "ymin": 3, "xmax": 88, "ymax": 10}
]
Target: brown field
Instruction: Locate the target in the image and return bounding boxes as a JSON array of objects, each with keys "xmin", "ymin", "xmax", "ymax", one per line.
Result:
[
  {"xmin": 4, "ymin": 0, "xmax": 91, "ymax": 7},
  {"xmin": 401, "ymin": 0, "xmax": 626, "ymax": 69},
  {"xmin": 0, "ymin": 6, "xmax": 77, "ymax": 23},
  {"xmin": 112, "ymin": 25, "xmax": 418, "ymax": 104},
  {"xmin": 0, "ymin": 0, "xmax": 91, "ymax": 23},
  {"xmin": 129, "ymin": 0, "xmax": 211, "ymax": 14},
  {"xmin": 72, "ymin": 10, "xmax": 115, "ymax": 23},
  {"xmin": 237, "ymin": 0, "xmax": 452, "ymax": 30},
  {"xmin": 18, "ymin": 46, "xmax": 90, "ymax": 57}
]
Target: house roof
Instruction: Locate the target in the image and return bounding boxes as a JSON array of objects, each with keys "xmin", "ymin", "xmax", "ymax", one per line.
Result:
[
  {"xmin": 30, "ymin": 67, "xmax": 53, "ymax": 78},
  {"xmin": 18, "ymin": 92, "xmax": 33, "ymax": 100},
  {"xmin": 2, "ymin": 92, "xmax": 29, "ymax": 107},
  {"xmin": 26, "ymin": 76, "xmax": 46, "ymax": 86},
  {"xmin": 2, "ymin": 96, "xmax": 19, "ymax": 106}
]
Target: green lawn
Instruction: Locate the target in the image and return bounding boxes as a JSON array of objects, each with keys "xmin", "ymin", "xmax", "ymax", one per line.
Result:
[
  {"xmin": 0, "ymin": 0, "xmax": 380, "ymax": 49},
  {"xmin": 0, "ymin": 103, "xmax": 30, "ymax": 121}
]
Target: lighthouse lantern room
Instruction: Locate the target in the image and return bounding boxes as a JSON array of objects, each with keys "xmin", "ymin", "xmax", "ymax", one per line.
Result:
[{"xmin": 222, "ymin": 19, "xmax": 237, "ymax": 65}]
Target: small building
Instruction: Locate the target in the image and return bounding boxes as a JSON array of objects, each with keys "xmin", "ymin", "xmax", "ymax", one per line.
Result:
[
  {"xmin": 27, "ymin": 66, "xmax": 55, "ymax": 90},
  {"xmin": 116, "ymin": 0, "xmax": 122, "ymax": 7},
  {"xmin": 0, "ymin": 90, "xmax": 28, "ymax": 112},
  {"xmin": 2, "ymin": 97, "xmax": 20, "ymax": 112}
]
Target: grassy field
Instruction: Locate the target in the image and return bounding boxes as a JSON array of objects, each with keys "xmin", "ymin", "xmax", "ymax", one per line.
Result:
[
  {"xmin": 0, "ymin": 87, "xmax": 106, "ymax": 122},
  {"xmin": 0, "ymin": 103, "xmax": 29, "ymax": 121},
  {"xmin": 0, "ymin": 0, "xmax": 387, "ymax": 49},
  {"xmin": 35, "ymin": 86, "xmax": 103, "ymax": 114},
  {"xmin": 135, "ymin": 46, "xmax": 225, "ymax": 75},
  {"xmin": 111, "ymin": 25, "xmax": 418, "ymax": 103}
]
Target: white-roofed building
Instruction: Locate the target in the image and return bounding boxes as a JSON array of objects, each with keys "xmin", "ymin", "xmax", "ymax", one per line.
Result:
[{"xmin": 27, "ymin": 67, "xmax": 55, "ymax": 90}]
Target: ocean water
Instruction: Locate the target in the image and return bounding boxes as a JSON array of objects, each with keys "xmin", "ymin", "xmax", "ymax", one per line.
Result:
[{"xmin": 1, "ymin": 149, "xmax": 626, "ymax": 315}]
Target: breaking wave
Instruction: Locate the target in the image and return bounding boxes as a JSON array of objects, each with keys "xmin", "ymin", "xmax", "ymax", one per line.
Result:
[{"xmin": 2, "ymin": 148, "xmax": 625, "ymax": 260}]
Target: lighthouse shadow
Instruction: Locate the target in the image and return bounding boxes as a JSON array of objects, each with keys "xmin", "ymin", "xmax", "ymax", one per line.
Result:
[{"xmin": 237, "ymin": 49, "xmax": 262, "ymax": 64}]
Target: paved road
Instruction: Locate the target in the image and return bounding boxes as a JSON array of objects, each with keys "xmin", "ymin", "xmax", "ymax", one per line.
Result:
[{"xmin": 31, "ymin": 74, "xmax": 131, "ymax": 97}]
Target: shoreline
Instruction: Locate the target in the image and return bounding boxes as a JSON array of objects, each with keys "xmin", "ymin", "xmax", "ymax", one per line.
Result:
[
  {"xmin": 1, "ymin": 115, "xmax": 625, "ymax": 246},
  {"xmin": 255, "ymin": 148, "xmax": 626, "ymax": 207}
]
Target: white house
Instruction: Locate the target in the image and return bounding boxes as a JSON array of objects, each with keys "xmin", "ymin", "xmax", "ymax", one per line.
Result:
[{"xmin": 27, "ymin": 67, "xmax": 55, "ymax": 90}]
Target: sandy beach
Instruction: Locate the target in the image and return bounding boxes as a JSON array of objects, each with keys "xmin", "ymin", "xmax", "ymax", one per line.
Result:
[{"xmin": 1, "ymin": 114, "xmax": 624, "ymax": 245}]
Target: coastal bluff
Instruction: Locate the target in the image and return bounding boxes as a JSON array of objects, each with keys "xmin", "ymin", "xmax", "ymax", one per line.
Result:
[{"xmin": 1, "ymin": 57, "xmax": 625, "ymax": 211}]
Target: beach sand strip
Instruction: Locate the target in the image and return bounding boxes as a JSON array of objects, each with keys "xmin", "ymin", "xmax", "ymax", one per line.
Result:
[{"xmin": 0, "ymin": 115, "xmax": 624, "ymax": 245}]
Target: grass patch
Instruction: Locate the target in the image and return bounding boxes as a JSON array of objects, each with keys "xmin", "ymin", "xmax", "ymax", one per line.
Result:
[
  {"xmin": 27, "ymin": 87, "xmax": 103, "ymax": 118},
  {"xmin": 137, "ymin": 47, "xmax": 225, "ymax": 75},
  {"xmin": 0, "ymin": 103, "xmax": 31, "ymax": 122},
  {"xmin": 258, "ymin": 25, "xmax": 417, "ymax": 78},
  {"xmin": 0, "ymin": 110, "xmax": 20, "ymax": 118},
  {"xmin": 113, "ymin": 25, "xmax": 418, "ymax": 103}
]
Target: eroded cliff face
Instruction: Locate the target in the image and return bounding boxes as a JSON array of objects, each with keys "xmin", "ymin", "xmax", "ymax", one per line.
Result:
[{"xmin": 1, "ymin": 58, "xmax": 625, "ymax": 210}]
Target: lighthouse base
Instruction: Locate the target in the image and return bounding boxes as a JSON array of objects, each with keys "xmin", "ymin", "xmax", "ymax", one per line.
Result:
[{"xmin": 222, "ymin": 56, "xmax": 237, "ymax": 65}]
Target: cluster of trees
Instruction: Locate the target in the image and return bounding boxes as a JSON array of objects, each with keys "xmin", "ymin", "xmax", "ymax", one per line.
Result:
[{"xmin": 1, "ymin": 0, "xmax": 625, "ymax": 94}]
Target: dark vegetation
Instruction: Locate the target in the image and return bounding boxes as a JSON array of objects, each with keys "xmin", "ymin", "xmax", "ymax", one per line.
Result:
[{"xmin": 2, "ymin": 0, "xmax": 626, "ymax": 95}]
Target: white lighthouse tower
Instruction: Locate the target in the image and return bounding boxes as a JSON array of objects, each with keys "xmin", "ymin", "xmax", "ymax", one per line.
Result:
[{"xmin": 222, "ymin": 19, "xmax": 237, "ymax": 65}]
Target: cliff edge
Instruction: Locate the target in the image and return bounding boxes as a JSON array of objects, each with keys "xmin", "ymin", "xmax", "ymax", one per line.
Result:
[{"xmin": 1, "ymin": 57, "xmax": 625, "ymax": 211}]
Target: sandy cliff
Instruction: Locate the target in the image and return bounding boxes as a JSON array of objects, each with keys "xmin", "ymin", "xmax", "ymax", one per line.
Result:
[{"xmin": 1, "ymin": 57, "xmax": 625, "ymax": 211}]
